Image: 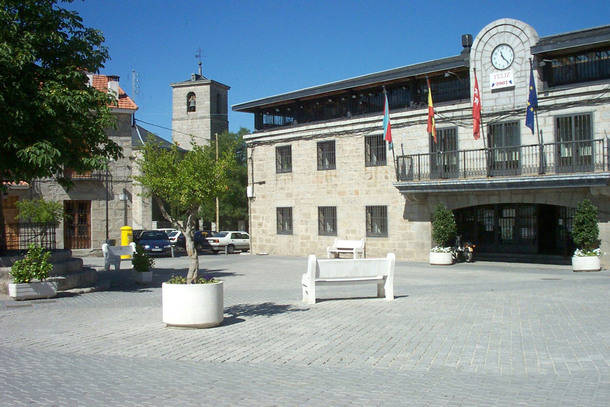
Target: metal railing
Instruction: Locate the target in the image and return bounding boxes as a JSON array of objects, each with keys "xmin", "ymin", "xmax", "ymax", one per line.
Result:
[
  {"xmin": 396, "ymin": 139, "xmax": 608, "ymax": 182},
  {"xmin": 1, "ymin": 223, "xmax": 57, "ymax": 252},
  {"xmin": 63, "ymin": 168, "xmax": 106, "ymax": 181}
]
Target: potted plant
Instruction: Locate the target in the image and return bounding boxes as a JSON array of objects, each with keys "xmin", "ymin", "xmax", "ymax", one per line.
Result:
[
  {"xmin": 430, "ymin": 204, "xmax": 457, "ymax": 265},
  {"xmin": 162, "ymin": 275, "xmax": 224, "ymax": 328},
  {"xmin": 571, "ymin": 199, "xmax": 601, "ymax": 272},
  {"xmin": 131, "ymin": 244, "xmax": 155, "ymax": 283},
  {"xmin": 8, "ymin": 244, "xmax": 57, "ymax": 300}
]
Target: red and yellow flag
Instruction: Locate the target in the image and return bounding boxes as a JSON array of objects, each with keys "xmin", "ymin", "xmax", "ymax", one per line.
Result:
[
  {"xmin": 472, "ymin": 73, "xmax": 481, "ymax": 140},
  {"xmin": 427, "ymin": 78, "xmax": 437, "ymax": 143}
]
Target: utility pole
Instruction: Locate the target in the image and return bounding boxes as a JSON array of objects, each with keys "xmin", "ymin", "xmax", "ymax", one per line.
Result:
[{"xmin": 215, "ymin": 133, "xmax": 219, "ymax": 231}]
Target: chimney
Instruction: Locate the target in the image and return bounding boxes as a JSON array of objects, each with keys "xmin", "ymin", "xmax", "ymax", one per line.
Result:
[{"xmin": 107, "ymin": 75, "xmax": 120, "ymax": 101}]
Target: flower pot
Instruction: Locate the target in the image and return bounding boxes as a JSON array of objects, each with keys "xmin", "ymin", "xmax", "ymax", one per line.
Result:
[
  {"xmin": 429, "ymin": 251, "xmax": 453, "ymax": 265},
  {"xmin": 133, "ymin": 270, "xmax": 153, "ymax": 283},
  {"xmin": 8, "ymin": 281, "xmax": 57, "ymax": 301},
  {"xmin": 162, "ymin": 281, "xmax": 224, "ymax": 328},
  {"xmin": 572, "ymin": 255, "xmax": 601, "ymax": 272}
]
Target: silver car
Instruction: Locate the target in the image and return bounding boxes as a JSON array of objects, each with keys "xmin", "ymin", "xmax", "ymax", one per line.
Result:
[{"xmin": 206, "ymin": 231, "xmax": 250, "ymax": 253}]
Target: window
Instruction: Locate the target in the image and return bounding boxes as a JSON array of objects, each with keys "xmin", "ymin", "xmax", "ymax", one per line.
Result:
[
  {"xmin": 365, "ymin": 134, "xmax": 386, "ymax": 166},
  {"xmin": 317, "ymin": 141, "xmax": 336, "ymax": 170},
  {"xmin": 488, "ymin": 121, "xmax": 520, "ymax": 176},
  {"xmin": 429, "ymin": 127, "xmax": 459, "ymax": 179},
  {"xmin": 277, "ymin": 207, "xmax": 293, "ymax": 235},
  {"xmin": 545, "ymin": 49, "xmax": 610, "ymax": 87},
  {"xmin": 186, "ymin": 92, "xmax": 196, "ymax": 112},
  {"xmin": 555, "ymin": 113, "xmax": 593, "ymax": 172},
  {"xmin": 216, "ymin": 92, "xmax": 222, "ymax": 114},
  {"xmin": 366, "ymin": 206, "xmax": 388, "ymax": 237},
  {"xmin": 318, "ymin": 206, "xmax": 337, "ymax": 236},
  {"xmin": 276, "ymin": 145, "xmax": 292, "ymax": 173}
]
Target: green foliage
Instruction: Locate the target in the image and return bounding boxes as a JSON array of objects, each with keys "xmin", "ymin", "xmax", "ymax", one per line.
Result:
[
  {"xmin": 199, "ymin": 128, "xmax": 249, "ymax": 229},
  {"xmin": 572, "ymin": 199, "xmax": 599, "ymax": 251},
  {"xmin": 131, "ymin": 244, "xmax": 155, "ymax": 273},
  {"xmin": 166, "ymin": 275, "xmax": 217, "ymax": 284},
  {"xmin": 10, "ymin": 244, "xmax": 53, "ymax": 283},
  {"xmin": 431, "ymin": 204, "xmax": 457, "ymax": 247},
  {"xmin": 15, "ymin": 198, "xmax": 63, "ymax": 224},
  {"xmin": 0, "ymin": 0, "xmax": 122, "ymax": 187}
]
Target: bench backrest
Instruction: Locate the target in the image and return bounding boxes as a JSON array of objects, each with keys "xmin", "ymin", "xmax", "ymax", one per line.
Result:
[
  {"xmin": 331, "ymin": 238, "xmax": 365, "ymax": 250},
  {"xmin": 102, "ymin": 243, "xmax": 136, "ymax": 257},
  {"xmin": 310, "ymin": 253, "xmax": 395, "ymax": 279}
]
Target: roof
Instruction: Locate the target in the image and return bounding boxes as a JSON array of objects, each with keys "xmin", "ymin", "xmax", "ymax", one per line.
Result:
[
  {"xmin": 532, "ymin": 24, "xmax": 610, "ymax": 54},
  {"xmin": 170, "ymin": 75, "xmax": 231, "ymax": 90},
  {"xmin": 131, "ymin": 125, "xmax": 179, "ymax": 150},
  {"xmin": 232, "ymin": 54, "xmax": 468, "ymax": 112},
  {"xmin": 91, "ymin": 74, "xmax": 138, "ymax": 111},
  {"xmin": 2, "ymin": 181, "xmax": 29, "ymax": 189}
]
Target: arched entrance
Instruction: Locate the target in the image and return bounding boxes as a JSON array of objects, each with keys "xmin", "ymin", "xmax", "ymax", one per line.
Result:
[{"xmin": 454, "ymin": 204, "xmax": 575, "ymax": 259}]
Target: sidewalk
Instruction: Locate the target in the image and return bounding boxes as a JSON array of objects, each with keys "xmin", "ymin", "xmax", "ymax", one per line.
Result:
[{"xmin": 1, "ymin": 254, "xmax": 608, "ymax": 406}]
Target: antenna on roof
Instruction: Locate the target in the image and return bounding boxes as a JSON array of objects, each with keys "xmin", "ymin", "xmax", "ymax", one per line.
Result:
[{"xmin": 195, "ymin": 47, "xmax": 203, "ymax": 77}]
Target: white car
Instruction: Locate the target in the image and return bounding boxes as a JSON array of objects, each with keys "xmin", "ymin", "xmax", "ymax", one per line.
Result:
[{"xmin": 206, "ymin": 231, "xmax": 250, "ymax": 253}]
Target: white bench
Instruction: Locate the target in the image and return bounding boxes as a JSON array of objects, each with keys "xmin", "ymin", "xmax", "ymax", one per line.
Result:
[
  {"xmin": 102, "ymin": 242, "xmax": 136, "ymax": 271},
  {"xmin": 326, "ymin": 238, "xmax": 365, "ymax": 259},
  {"xmin": 302, "ymin": 253, "xmax": 395, "ymax": 304}
]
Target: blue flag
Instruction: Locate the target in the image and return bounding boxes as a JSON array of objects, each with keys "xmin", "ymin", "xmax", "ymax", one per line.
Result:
[{"xmin": 525, "ymin": 64, "xmax": 538, "ymax": 134}]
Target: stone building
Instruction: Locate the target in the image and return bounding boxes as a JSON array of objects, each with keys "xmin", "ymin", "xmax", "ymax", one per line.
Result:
[
  {"xmin": 2, "ymin": 74, "xmax": 164, "ymax": 251},
  {"xmin": 233, "ymin": 19, "xmax": 610, "ymax": 266},
  {"xmin": 171, "ymin": 64, "xmax": 230, "ymax": 149}
]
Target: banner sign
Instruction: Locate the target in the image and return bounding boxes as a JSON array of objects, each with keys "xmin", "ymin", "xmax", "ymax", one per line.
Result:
[{"xmin": 490, "ymin": 70, "xmax": 514, "ymax": 90}]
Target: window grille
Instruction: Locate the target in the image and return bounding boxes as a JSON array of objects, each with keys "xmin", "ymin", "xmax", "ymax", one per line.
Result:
[
  {"xmin": 366, "ymin": 206, "xmax": 388, "ymax": 237},
  {"xmin": 429, "ymin": 127, "xmax": 459, "ymax": 178},
  {"xmin": 318, "ymin": 206, "xmax": 337, "ymax": 236},
  {"xmin": 277, "ymin": 207, "xmax": 293, "ymax": 235},
  {"xmin": 365, "ymin": 135, "xmax": 386, "ymax": 167},
  {"xmin": 317, "ymin": 141, "xmax": 336, "ymax": 170},
  {"xmin": 555, "ymin": 113, "xmax": 593, "ymax": 172},
  {"xmin": 276, "ymin": 145, "xmax": 292, "ymax": 173}
]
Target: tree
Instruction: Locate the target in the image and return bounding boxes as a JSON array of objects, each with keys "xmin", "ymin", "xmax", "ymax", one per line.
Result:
[
  {"xmin": 199, "ymin": 128, "xmax": 249, "ymax": 230},
  {"xmin": 572, "ymin": 199, "xmax": 599, "ymax": 252},
  {"xmin": 431, "ymin": 204, "xmax": 457, "ymax": 248},
  {"xmin": 135, "ymin": 142, "xmax": 234, "ymax": 283},
  {"xmin": 0, "ymin": 0, "xmax": 121, "ymax": 247}
]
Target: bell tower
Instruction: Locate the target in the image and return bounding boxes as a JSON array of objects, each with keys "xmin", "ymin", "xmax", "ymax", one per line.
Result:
[{"xmin": 170, "ymin": 56, "xmax": 230, "ymax": 149}]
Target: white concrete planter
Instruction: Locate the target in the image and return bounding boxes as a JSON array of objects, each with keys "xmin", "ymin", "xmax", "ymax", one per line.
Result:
[
  {"xmin": 572, "ymin": 255, "xmax": 601, "ymax": 272},
  {"xmin": 133, "ymin": 271, "xmax": 153, "ymax": 283},
  {"xmin": 8, "ymin": 281, "xmax": 57, "ymax": 301},
  {"xmin": 429, "ymin": 251, "xmax": 453, "ymax": 265},
  {"xmin": 162, "ymin": 281, "xmax": 224, "ymax": 328}
]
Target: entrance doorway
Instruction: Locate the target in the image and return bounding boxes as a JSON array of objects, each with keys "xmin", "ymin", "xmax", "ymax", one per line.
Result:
[
  {"xmin": 454, "ymin": 204, "xmax": 575, "ymax": 258},
  {"xmin": 64, "ymin": 200, "xmax": 91, "ymax": 249}
]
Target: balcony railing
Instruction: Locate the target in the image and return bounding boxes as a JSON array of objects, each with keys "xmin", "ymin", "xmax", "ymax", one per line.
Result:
[
  {"xmin": 63, "ymin": 168, "xmax": 106, "ymax": 181},
  {"xmin": 1, "ymin": 222, "xmax": 57, "ymax": 252},
  {"xmin": 395, "ymin": 139, "xmax": 609, "ymax": 182}
]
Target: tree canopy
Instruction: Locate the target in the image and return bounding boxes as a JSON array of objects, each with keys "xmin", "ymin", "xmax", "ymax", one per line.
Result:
[{"xmin": 0, "ymin": 0, "xmax": 121, "ymax": 186}]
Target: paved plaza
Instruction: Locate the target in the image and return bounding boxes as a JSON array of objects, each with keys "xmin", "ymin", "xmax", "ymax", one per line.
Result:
[{"xmin": 1, "ymin": 254, "xmax": 609, "ymax": 406}]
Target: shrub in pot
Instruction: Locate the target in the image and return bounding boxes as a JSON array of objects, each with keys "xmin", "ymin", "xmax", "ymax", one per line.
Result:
[
  {"xmin": 9, "ymin": 244, "xmax": 57, "ymax": 300},
  {"xmin": 571, "ymin": 199, "xmax": 601, "ymax": 272},
  {"xmin": 430, "ymin": 204, "xmax": 457, "ymax": 265},
  {"xmin": 131, "ymin": 244, "xmax": 155, "ymax": 283},
  {"xmin": 162, "ymin": 275, "xmax": 224, "ymax": 328}
]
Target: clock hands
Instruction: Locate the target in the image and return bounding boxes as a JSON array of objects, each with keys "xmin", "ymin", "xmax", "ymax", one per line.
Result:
[{"xmin": 500, "ymin": 51, "xmax": 509, "ymax": 64}]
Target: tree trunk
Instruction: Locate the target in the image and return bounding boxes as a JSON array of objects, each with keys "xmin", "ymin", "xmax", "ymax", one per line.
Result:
[{"xmin": 184, "ymin": 224, "xmax": 199, "ymax": 283}]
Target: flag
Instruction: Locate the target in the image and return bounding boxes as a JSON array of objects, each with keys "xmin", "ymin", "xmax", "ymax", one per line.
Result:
[
  {"xmin": 427, "ymin": 78, "xmax": 436, "ymax": 143},
  {"xmin": 525, "ymin": 64, "xmax": 538, "ymax": 134},
  {"xmin": 472, "ymin": 73, "xmax": 481, "ymax": 140},
  {"xmin": 383, "ymin": 92, "xmax": 393, "ymax": 149}
]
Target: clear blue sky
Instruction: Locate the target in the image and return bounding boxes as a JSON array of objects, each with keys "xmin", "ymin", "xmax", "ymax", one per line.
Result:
[{"xmin": 70, "ymin": 0, "xmax": 609, "ymax": 141}]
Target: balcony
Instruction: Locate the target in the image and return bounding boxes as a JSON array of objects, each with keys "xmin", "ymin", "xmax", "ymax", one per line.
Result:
[
  {"xmin": 395, "ymin": 139, "xmax": 610, "ymax": 193},
  {"xmin": 63, "ymin": 168, "xmax": 106, "ymax": 181}
]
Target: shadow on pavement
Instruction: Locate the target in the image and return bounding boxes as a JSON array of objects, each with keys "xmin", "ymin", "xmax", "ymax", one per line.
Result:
[{"xmin": 225, "ymin": 302, "xmax": 309, "ymax": 318}]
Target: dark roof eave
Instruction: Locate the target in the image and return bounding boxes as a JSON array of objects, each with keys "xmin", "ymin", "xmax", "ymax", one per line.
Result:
[
  {"xmin": 233, "ymin": 54, "xmax": 469, "ymax": 112},
  {"xmin": 531, "ymin": 25, "xmax": 610, "ymax": 54}
]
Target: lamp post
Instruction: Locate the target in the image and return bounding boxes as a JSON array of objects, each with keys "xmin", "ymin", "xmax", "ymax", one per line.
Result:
[{"xmin": 214, "ymin": 133, "xmax": 219, "ymax": 231}]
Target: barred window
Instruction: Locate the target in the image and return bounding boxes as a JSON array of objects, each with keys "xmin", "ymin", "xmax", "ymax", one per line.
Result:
[
  {"xmin": 365, "ymin": 134, "xmax": 386, "ymax": 166},
  {"xmin": 276, "ymin": 145, "xmax": 292, "ymax": 173},
  {"xmin": 318, "ymin": 206, "xmax": 337, "ymax": 236},
  {"xmin": 277, "ymin": 207, "xmax": 293, "ymax": 235},
  {"xmin": 317, "ymin": 141, "xmax": 336, "ymax": 170},
  {"xmin": 366, "ymin": 206, "xmax": 388, "ymax": 237}
]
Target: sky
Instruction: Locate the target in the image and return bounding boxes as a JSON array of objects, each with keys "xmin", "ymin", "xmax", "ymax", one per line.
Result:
[{"xmin": 69, "ymin": 0, "xmax": 610, "ymax": 141}]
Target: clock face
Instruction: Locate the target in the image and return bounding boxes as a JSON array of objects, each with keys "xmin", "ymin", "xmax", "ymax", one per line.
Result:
[{"xmin": 491, "ymin": 44, "xmax": 514, "ymax": 70}]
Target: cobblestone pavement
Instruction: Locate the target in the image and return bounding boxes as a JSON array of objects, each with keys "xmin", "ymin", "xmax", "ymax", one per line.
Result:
[{"xmin": 1, "ymin": 254, "xmax": 609, "ymax": 406}]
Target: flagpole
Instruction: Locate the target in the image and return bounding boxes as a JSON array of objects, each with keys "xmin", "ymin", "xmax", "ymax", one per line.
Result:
[{"xmin": 530, "ymin": 58, "xmax": 544, "ymax": 174}]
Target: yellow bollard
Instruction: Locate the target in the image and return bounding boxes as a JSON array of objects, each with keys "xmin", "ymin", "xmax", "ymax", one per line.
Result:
[{"xmin": 120, "ymin": 226, "xmax": 133, "ymax": 259}]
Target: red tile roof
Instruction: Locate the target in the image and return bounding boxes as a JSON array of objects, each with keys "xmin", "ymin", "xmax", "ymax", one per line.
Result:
[{"xmin": 91, "ymin": 74, "xmax": 138, "ymax": 111}]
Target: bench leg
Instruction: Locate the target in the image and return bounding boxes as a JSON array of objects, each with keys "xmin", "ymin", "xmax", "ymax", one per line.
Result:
[
  {"xmin": 377, "ymin": 280, "xmax": 385, "ymax": 298},
  {"xmin": 384, "ymin": 277, "xmax": 394, "ymax": 301},
  {"xmin": 302, "ymin": 283, "xmax": 316, "ymax": 305}
]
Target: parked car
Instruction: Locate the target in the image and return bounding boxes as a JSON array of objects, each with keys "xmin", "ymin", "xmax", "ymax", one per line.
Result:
[
  {"xmin": 137, "ymin": 230, "xmax": 172, "ymax": 256},
  {"xmin": 167, "ymin": 230, "xmax": 185, "ymax": 249},
  {"xmin": 206, "ymin": 231, "xmax": 250, "ymax": 253}
]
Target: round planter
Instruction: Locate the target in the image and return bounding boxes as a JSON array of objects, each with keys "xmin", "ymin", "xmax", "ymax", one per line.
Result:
[
  {"xmin": 572, "ymin": 255, "xmax": 601, "ymax": 272},
  {"xmin": 429, "ymin": 251, "xmax": 453, "ymax": 265},
  {"xmin": 162, "ymin": 281, "xmax": 224, "ymax": 328}
]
